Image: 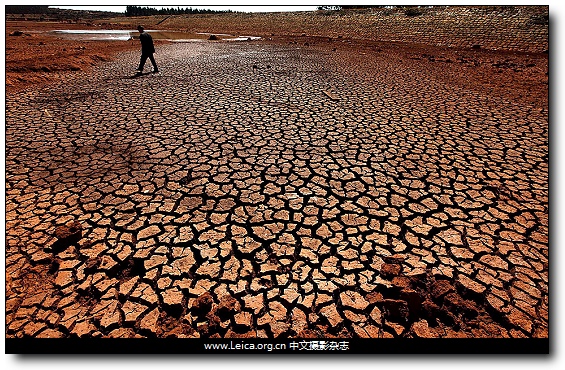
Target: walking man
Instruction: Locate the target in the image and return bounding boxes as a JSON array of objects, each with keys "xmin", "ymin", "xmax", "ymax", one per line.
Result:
[{"xmin": 136, "ymin": 25, "xmax": 159, "ymax": 74}]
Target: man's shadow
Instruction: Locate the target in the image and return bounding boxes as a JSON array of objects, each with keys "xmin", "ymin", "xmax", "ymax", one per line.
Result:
[{"xmin": 129, "ymin": 72, "xmax": 152, "ymax": 79}]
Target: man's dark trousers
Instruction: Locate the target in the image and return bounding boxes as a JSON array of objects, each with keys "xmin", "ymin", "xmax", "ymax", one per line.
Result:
[{"xmin": 138, "ymin": 53, "xmax": 158, "ymax": 72}]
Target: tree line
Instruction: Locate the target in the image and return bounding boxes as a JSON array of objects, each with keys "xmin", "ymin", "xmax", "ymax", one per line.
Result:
[
  {"xmin": 5, "ymin": 5, "xmax": 50, "ymax": 14},
  {"xmin": 125, "ymin": 6, "xmax": 233, "ymax": 16}
]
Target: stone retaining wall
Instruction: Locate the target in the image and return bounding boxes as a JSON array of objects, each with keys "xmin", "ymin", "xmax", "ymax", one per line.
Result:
[{"xmin": 161, "ymin": 5, "xmax": 548, "ymax": 53}]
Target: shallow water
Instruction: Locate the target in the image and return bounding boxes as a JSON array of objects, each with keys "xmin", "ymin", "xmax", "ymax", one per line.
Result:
[{"xmin": 50, "ymin": 29, "xmax": 260, "ymax": 42}]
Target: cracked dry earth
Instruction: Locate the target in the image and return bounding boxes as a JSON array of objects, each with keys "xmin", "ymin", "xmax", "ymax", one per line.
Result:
[{"xmin": 5, "ymin": 40, "xmax": 548, "ymax": 339}]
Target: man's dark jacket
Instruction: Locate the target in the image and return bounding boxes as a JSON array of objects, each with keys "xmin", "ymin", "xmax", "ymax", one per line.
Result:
[{"xmin": 140, "ymin": 32, "xmax": 155, "ymax": 54}]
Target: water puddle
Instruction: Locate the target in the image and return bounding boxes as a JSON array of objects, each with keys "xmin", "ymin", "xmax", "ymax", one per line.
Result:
[{"xmin": 50, "ymin": 29, "xmax": 260, "ymax": 42}]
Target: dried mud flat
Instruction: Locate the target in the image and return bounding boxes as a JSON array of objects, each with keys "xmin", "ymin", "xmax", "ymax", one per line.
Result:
[{"xmin": 5, "ymin": 21, "xmax": 548, "ymax": 340}]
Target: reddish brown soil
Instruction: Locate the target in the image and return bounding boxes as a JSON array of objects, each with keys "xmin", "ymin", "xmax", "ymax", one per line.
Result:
[
  {"xmin": 6, "ymin": 20, "xmax": 548, "ymax": 110},
  {"xmin": 5, "ymin": 21, "xmax": 168, "ymax": 92},
  {"xmin": 268, "ymin": 35, "xmax": 548, "ymax": 109},
  {"xmin": 5, "ymin": 17, "xmax": 548, "ymax": 342}
]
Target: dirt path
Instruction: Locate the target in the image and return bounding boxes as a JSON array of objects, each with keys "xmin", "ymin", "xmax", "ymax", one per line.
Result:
[{"xmin": 5, "ymin": 39, "xmax": 548, "ymax": 339}]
